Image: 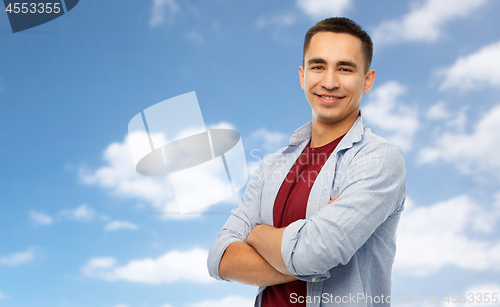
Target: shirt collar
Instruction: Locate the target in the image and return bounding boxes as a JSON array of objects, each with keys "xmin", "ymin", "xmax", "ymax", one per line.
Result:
[{"xmin": 288, "ymin": 110, "xmax": 366, "ymax": 150}]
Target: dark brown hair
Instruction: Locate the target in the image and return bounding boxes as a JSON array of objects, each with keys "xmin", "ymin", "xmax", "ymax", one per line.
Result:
[{"xmin": 303, "ymin": 17, "xmax": 373, "ymax": 72}]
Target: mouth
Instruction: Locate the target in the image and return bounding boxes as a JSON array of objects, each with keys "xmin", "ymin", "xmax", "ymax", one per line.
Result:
[{"xmin": 316, "ymin": 94, "xmax": 345, "ymax": 104}]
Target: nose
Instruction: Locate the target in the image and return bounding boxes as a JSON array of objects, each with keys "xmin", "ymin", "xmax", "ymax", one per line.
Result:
[{"xmin": 321, "ymin": 70, "xmax": 340, "ymax": 91}]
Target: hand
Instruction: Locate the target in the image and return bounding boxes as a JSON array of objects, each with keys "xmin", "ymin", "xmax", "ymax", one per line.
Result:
[
  {"xmin": 245, "ymin": 224, "xmax": 263, "ymax": 246},
  {"xmin": 245, "ymin": 224, "xmax": 292, "ymax": 275},
  {"xmin": 245, "ymin": 224, "xmax": 272, "ymax": 247}
]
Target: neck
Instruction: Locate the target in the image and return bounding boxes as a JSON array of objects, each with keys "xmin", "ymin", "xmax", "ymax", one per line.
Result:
[{"xmin": 310, "ymin": 110, "xmax": 359, "ymax": 148}]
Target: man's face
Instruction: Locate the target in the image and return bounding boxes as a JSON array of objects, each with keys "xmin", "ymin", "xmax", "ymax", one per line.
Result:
[{"xmin": 299, "ymin": 32, "xmax": 375, "ymax": 128}]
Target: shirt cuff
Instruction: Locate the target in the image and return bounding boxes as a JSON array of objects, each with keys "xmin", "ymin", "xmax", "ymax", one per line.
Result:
[
  {"xmin": 207, "ymin": 233, "xmax": 241, "ymax": 282},
  {"xmin": 281, "ymin": 219, "xmax": 331, "ymax": 282}
]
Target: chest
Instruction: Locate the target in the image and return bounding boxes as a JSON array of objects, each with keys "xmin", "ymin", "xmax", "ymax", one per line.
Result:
[{"xmin": 259, "ymin": 146, "xmax": 343, "ymax": 226}]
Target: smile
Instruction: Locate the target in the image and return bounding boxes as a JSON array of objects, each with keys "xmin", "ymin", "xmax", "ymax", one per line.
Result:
[
  {"xmin": 316, "ymin": 94, "xmax": 345, "ymax": 104},
  {"xmin": 319, "ymin": 95, "xmax": 344, "ymax": 100}
]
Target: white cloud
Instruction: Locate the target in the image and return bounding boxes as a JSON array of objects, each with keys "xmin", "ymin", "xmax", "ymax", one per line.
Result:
[
  {"xmin": 0, "ymin": 290, "xmax": 6, "ymax": 299},
  {"xmin": 29, "ymin": 211, "xmax": 53, "ymax": 226},
  {"xmin": 79, "ymin": 134, "xmax": 178, "ymax": 212},
  {"xmin": 187, "ymin": 295, "xmax": 255, "ymax": 307},
  {"xmin": 0, "ymin": 250, "xmax": 34, "ymax": 266},
  {"xmin": 438, "ymin": 40, "xmax": 500, "ymax": 91},
  {"xmin": 82, "ymin": 248, "xmax": 213, "ymax": 284},
  {"xmin": 81, "ymin": 122, "xmax": 245, "ymax": 215},
  {"xmin": 105, "ymin": 221, "xmax": 139, "ymax": 232},
  {"xmin": 208, "ymin": 122, "xmax": 235, "ymax": 130},
  {"xmin": 446, "ymin": 107, "xmax": 468, "ymax": 132},
  {"xmin": 362, "ymin": 81, "xmax": 419, "ymax": 151},
  {"xmin": 296, "ymin": 0, "xmax": 352, "ymax": 19},
  {"xmin": 426, "ymin": 101, "xmax": 451, "ymax": 120},
  {"xmin": 394, "ymin": 195, "xmax": 500, "ymax": 276},
  {"xmin": 419, "ymin": 104, "xmax": 500, "ymax": 177},
  {"xmin": 60, "ymin": 204, "xmax": 95, "ymax": 222},
  {"xmin": 255, "ymin": 13, "xmax": 297, "ymax": 29},
  {"xmin": 248, "ymin": 128, "xmax": 288, "ymax": 153},
  {"xmin": 149, "ymin": 0, "xmax": 179, "ymax": 27},
  {"xmin": 255, "ymin": 0, "xmax": 352, "ymax": 30},
  {"xmin": 495, "ymin": 192, "xmax": 500, "ymax": 214},
  {"xmin": 83, "ymin": 257, "xmax": 116, "ymax": 272},
  {"xmin": 429, "ymin": 105, "xmax": 468, "ymax": 133},
  {"xmin": 372, "ymin": 0, "xmax": 489, "ymax": 45}
]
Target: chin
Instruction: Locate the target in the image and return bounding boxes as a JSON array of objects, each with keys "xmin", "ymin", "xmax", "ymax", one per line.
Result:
[{"xmin": 316, "ymin": 114, "xmax": 341, "ymax": 124}]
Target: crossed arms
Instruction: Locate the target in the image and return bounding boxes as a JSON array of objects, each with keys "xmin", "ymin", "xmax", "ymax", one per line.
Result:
[
  {"xmin": 219, "ymin": 196, "xmax": 339, "ymax": 287},
  {"xmin": 218, "ymin": 233, "xmax": 293, "ymax": 287},
  {"xmin": 208, "ymin": 142, "xmax": 406, "ymax": 287}
]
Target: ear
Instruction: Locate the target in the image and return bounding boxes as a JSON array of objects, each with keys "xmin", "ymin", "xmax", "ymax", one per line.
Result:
[
  {"xmin": 299, "ymin": 66, "xmax": 305, "ymax": 90},
  {"xmin": 363, "ymin": 69, "xmax": 376, "ymax": 93}
]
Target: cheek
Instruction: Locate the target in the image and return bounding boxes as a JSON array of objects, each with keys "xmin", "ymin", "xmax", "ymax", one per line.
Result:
[
  {"xmin": 304, "ymin": 80, "xmax": 314, "ymax": 93},
  {"xmin": 305, "ymin": 76, "xmax": 320, "ymax": 91},
  {"xmin": 344, "ymin": 77, "xmax": 364, "ymax": 94}
]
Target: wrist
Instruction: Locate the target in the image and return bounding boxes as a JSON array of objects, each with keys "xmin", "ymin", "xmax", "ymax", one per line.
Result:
[{"xmin": 246, "ymin": 224, "xmax": 264, "ymax": 247}]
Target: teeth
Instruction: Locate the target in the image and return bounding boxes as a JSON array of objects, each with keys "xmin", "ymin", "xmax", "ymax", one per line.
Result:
[{"xmin": 320, "ymin": 95, "xmax": 342, "ymax": 100}]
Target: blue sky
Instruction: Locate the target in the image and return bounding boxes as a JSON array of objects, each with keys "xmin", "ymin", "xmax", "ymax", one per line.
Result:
[{"xmin": 1, "ymin": 0, "xmax": 500, "ymax": 306}]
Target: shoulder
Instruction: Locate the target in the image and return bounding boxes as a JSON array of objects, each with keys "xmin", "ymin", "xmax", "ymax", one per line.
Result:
[{"xmin": 349, "ymin": 128, "xmax": 406, "ymax": 170}]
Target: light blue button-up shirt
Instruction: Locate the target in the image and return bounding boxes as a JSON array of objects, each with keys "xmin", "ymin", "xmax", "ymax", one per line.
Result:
[{"xmin": 208, "ymin": 113, "xmax": 406, "ymax": 307}]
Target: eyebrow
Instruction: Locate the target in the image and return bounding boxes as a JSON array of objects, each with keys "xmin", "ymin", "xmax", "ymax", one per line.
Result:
[
  {"xmin": 307, "ymin": 58, "xmax": 358, "ymax": 69},
  {"xmin": 307, "ymin": 58, "xmax": 327, "ymax": 65},
  {"xmin": 337, "ymin": 60, "xmax": 357, "ymax": 69}
]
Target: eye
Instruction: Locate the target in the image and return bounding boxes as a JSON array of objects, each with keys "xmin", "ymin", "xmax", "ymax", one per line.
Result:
[
  {"xmin": 339, "ymin": 68, "xmax": 352, "ymax": 72},
  {"xmin": 311, "ymin": 66, "xmax": 324, "ymax": 70}
]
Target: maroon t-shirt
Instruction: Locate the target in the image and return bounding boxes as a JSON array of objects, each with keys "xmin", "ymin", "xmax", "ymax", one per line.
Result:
[{"xmin": 261, "ymin": 135, "xmax": 344, "ymax": 307}]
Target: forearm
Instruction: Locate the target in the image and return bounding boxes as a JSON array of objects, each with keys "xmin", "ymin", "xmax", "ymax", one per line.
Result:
[
  {"xmin": 219, "ymin": 241, "xmax": 297, "ymax": 287},
  {"xmin": 245, "ymin": 224, "xmax": 292, "ymax": 275},
  {"xmin": 244, "ymin": 197, "xmax": 340, "ymax": 276}
]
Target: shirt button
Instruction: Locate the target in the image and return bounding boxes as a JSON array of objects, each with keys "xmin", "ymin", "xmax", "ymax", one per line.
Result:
[{"xmin": 311, "ymin": 277, "xmax": 316, "ymax": 282}]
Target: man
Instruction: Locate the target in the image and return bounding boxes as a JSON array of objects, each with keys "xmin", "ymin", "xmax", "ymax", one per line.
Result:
[{"xmin": 207, "ymin": 17, "xmax": 406, "ymax": 307}]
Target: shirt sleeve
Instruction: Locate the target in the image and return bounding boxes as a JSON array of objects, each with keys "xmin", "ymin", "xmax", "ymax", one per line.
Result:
[
  {"xmin": 281, "ymin": 142, "xmax": 406, "ymax": 279},
  {"xmin": 207, "ymin": 156, "xmax": 266, "ymax": 281}
]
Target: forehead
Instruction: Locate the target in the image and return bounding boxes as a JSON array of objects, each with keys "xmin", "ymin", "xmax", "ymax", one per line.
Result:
[{"xmin": 305, "ymin": 32, "xmax": 365, "ymax": 66}]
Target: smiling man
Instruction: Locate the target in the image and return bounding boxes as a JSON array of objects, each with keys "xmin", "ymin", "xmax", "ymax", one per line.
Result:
[{"xmin": 208, "ymin": 17, "xmax": 406, "ymax": 307}]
